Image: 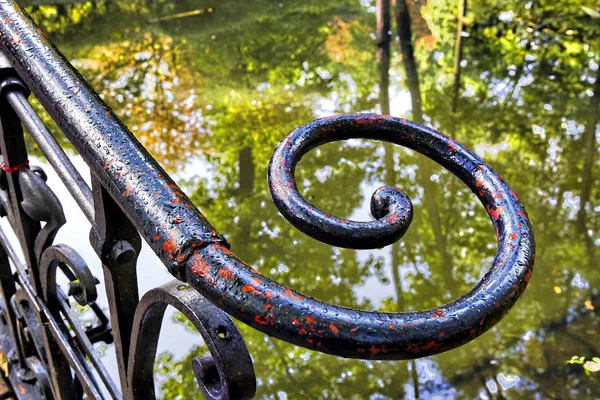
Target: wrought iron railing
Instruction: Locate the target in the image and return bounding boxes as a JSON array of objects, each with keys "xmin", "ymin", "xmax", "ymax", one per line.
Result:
[{"xmin": 0, "ymin": 0, "xmax": 535, "ymax": 399}]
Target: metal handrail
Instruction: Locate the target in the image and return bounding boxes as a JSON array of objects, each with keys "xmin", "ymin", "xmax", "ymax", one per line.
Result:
[{"xmin": 0, "ymin": 0, "xmax": 535, "ymax": 398}]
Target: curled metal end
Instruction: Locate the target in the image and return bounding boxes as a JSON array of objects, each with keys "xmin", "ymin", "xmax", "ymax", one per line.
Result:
[
  {"xmin": 128, "ymin": 280, "xmax": 256, "ymax": 400},
  {"xmin": 268, "ymin": 120, "xmax": 413, "ymax": 249},
  {"xmin": 181, "ymin": 113, "xmax": 534, "ymax": 360}
]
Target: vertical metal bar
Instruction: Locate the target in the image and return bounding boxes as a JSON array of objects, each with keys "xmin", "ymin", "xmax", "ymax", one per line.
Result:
[
  {"xmin": 6, "ymin": 90, "xmax": 94, "ymax": 222},
  {"xmin": 0, "ymin": 92, "xmax": 40, "ymax": 289},
  {"xmin": 90, "ymin": 176, "xmax": 141, "ymax": 394},
  {"xmin": 0, "ymin": 239, "xmax": 25, "ymax": 370},
  {"xmin": 0, "ymin": 78, "xmax": 77, "ymax": 400}
]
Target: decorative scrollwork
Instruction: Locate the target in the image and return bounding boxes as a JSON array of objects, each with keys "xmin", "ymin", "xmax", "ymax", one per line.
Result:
[
  {"xmin": 127, "ymin": 280, "xmax": 256, "ymax": 400},
  {"xmin": 268, "ymin": 118, "xmax": 413, "ymax": 249},
  {"xmin": 40, "ymin": 244, "xmax": 98, "ymax": 309},
  {"xmin": 19, "ymin": 167, "xmax": 66, "ymax": 263},
  {"xmin": 0, "ymin": 0, "xmax": 538, "ymax": 393},
  {"xmin": 183, "ymin": 113, "xmax": 535, "ymax": 360}
]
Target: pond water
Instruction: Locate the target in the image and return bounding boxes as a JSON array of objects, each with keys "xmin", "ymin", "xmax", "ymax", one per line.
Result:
[{"xmin": 22, "ymin": 0, "xmax": 600, "ymax": 398}]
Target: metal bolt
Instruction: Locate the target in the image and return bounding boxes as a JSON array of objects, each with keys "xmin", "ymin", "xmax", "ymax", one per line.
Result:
[{"xmin": 109, "ymin": 240, "xmax": 136, "ymax": 266}]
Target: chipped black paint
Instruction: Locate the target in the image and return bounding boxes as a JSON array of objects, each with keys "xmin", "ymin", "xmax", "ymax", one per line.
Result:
[
  {"xmin": 0, "ymin": 0, "xmax": 227, "ymax": 281},
  {"xmin": 183, "ymin": 114, "xmax": 535, "ymax": 360},
  {"xmin": 268, "ymin": 121, "xmax": 414, "ymax": 248},
  {"xmin": 0, "ymin": 0, "xmax": 535, "ymax": 363}
]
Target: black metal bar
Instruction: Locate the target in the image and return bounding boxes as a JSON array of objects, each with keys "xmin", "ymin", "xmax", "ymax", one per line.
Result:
[
  {"xmin": 0, "ymin": 227, "xmax": 103, "ymax": 399},
  {"xmin": 0, "ymin": 0, "xmax": 535, "ymax": 361},
  {"xmin": 127, "ymin": 281, "xmax": 256, "ymax": 400},
  {"xmin": 5, "ymin": 89, "xmax": 94, "ymax": 222},
  {"xmin": 0, "ymin": 0, "xmax": 537, "ymax": 398},
  {"xmin": 0, "ymin": 0, "xmax": 227, "ymax": 284},
  {"xmin": 0, "ymin": 76, "xmax": 40, "ymax": 290},
  {"xmin": 89, "ymin": 177, "xmax": 140, "ymax": 394}
]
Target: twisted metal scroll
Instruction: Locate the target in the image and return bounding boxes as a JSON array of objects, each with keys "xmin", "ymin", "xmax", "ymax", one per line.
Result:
[
  {"xmin": 0, "ymin": 4, "xmax": 536, "ymax": 400},
  {"xmin": 127, "ymin": 281, "xmax": 256, "ymax": 400},
  {"xmin": 182, "ymin": 114, "xmax": 535, "ymax": 360}
]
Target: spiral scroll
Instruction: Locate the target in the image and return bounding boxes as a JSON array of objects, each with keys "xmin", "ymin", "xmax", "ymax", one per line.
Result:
[
  {"xmin": 127, "ymin": 280, "xmax": 256, "ymax": 400},
  {"xmin": 183, "ymin": 113, "xmax": 535, "ymax": 360}
]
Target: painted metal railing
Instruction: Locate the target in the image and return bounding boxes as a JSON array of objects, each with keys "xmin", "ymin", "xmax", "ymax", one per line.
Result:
[{"xmin": 0, "ymin": 0, "xmax": 535, "ymax": 399}]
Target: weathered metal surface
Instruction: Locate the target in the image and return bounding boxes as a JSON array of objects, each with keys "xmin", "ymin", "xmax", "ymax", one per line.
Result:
[
  {"xmin": 0, "ymin": 0, "xmax": 536, "ymax": 398},
  {"xmin": 0, "ymin": 2, "xmax": 256, "ymax": 398},
  {"xmin": 0, "ymin": 0, "xmax": 227, "ymax": 281},
  {"xmin": 182, "ymin": 116, "xmax": 535, "ymax": 360},
  {"xmin": 127, "ymin": 281, "xmax": 256, "ymax": 400}
]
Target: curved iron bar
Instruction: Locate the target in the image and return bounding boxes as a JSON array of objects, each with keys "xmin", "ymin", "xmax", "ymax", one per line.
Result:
[
  {"xmin": 18, "ymin": 168, "xmax": 66, "ymax": 264},
  {"xmin": 269, "ymin": 136, "xmax": 413, "ymax": 249},
  {"xmin": 0, "ymin": 0, "xmax": 535, "ymax": 362},
  {"xmin": 127, "ymin": 280, "xmax": 256, "ymax": 400},
  {"xmin": 39, "ymin": 244, "xmax": 121, "ymax": 398},
  {"xmin": 40, "ymin": 244, "xmax": 98, "ymax": 309},
  {"xmin": 9, "ymin": 265, "xmax": 105, "ymax": 399},
  {"xmin": 182, "ymin": 114, "xmax": 535, "ymax": 359}
]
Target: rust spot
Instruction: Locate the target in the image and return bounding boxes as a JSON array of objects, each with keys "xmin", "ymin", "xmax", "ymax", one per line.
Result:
[
  {"xmin": 162, "ymin": 238, "xmax": 177, "ymax": 256},
  {"xmin": 298, "ymin": 328, "xmax": 307, "ymax": 335},
  {"xmin": 190, "ymin": 253, "xmax": 211, "ymax": 279},
  {"xmin": 368, "ymin": 345, "xmax": 381, "ymax": 356},
  {"xmin": 241, "ymin": 284, "xmax": 263, "ymax": 296},
  {"xmin": 217, "ymin": 268, "xmax": 235, "ymax": 282},
  {"xmin": 171, "ymin": 198, "xmax": 181, "ymax": 204},
  {"xmin": 486, "ymin": 205, "xmax": 503, "ymax": 221},
  {"xmin": 254, "ymin": 315, "xmax": 269, "ymax": 325},
  {"xmin": 386, "ymin": 213, "xmax": 401, "ymax": 223},
  {"xmin": 250, "ymin": 277, "xmax": 262, "ymax": 286},
  {"xmin": 154, "ymin": 234, "xmax": 160, "ymax": 241},
  {"xmin": 282, "ymin": 288, "xmax": 301, "ymax": 301},
  {"xmin": 305, "ymin": 316, "xmax": 315, "ymax": 325},
  {"xmin": 329, "ymin": 324, "xmax": 339, "ymax": 334},
  {"xmin": 122, "ymin": 184, "xmax": 132, "ymax": 197},
  {"xmin": 408, "ymin": 341, "xmax": 440, "ymax": 353}
]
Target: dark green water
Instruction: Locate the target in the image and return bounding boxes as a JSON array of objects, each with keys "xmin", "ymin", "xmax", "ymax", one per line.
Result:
[{"xmin": 27, "ymin": 0, "xmax": 599, "ymax": 398}]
